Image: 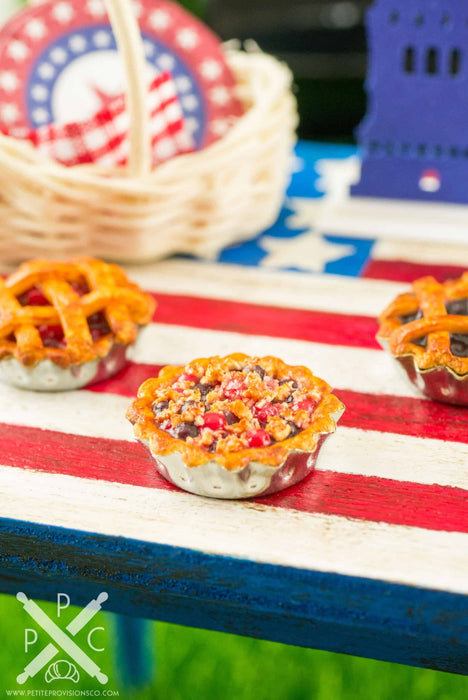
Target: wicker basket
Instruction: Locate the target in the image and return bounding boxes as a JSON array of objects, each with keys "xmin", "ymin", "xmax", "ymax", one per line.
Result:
[{"xmin": 0, "ymin": 0, "xmax": 298, "ymax": 264}]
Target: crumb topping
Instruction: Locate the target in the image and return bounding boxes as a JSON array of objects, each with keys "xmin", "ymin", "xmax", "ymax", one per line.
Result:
[{"xmin": 127, "ymin": 354, "xmax": 344, "ymax": 470}]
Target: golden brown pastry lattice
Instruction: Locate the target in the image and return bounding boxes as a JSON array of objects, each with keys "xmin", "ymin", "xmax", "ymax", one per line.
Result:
[
  {"xmin": 0, "ymin": 258, "xmax": 155, "ymax": 368},
  {"xmin": 378, "ymin": 273, "xmax": 468, "ymax": 375}
]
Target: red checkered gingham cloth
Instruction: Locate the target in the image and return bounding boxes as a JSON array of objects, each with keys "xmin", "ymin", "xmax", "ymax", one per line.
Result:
[{"xmin": 2, "ymin": 71, "xmax": 194, "ymax": 169}]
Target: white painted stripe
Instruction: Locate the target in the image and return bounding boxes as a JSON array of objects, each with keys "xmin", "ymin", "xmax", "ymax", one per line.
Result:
[
  {"xmin": 134, "ymin": 322, "xmax": 414, "ymax": 397},
  {"xmin": 320, "ymin": 427, "xmax": 468, "ymax": 490},
  {"xmin": 373, "ymin": 239, "xmax": 468, "ymax": 266},
  {"xmin": 2, "ymin": 383, "xmax": 468, "ymax": 489},
  {"xmin": 125, "ymin": 259, "xmax": 408, "ymax": 316},
  {"xmin": 0, "ymin": 385, "xmax": 134, "ymax": 441},
  {"xmin": 0, "ymin": 466, "xmax": 466, "ymax": 594}
]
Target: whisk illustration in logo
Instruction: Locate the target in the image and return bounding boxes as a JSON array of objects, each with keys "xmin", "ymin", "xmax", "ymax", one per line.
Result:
[{"xmin": 16, "ymin": 591, "xmax": 109, "ymax": 685}]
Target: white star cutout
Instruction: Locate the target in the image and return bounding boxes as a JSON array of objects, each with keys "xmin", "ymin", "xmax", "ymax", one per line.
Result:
[
  {"xmin": 200, "ymin": 60, "xmax": 222, "ymax": 81},
  {"xmin": 210, "ymin": 86, "xmax": 231, "ymax": 106},
  {"xmin": 176, "ymin": 28, "xmax": 199, "ymax": 50},
  {"xmin": 25, "ymin": 19, "xmax": 47, "ymax": 40},
  {"xmin": 182, "ymin": 95, "xmax": 199, "ymax": 111},
  {"xmin": 0, "ymin": 104, "xmax": 20, "ymax": 124},
  {"xmin": 32, "ymin": 107, "xmax": 50, "ymax": 125},
  {"xmin": 7, "ymin": 41, "xmax": 29, "ymax": 62},
  {"xmin": 0, "ymin": 72, "xmax": 19, "ymax": 92},
  {"xmin": 158, "ymin": 54, "xmax": 175, "ymax": 71},
  {"xmin": 52, "ymin": 3, "xmax": 74, "ymax": 24},
  {"xmin": 31, "ymin": 85, "xmax": 49, "ymax": 102},
  {"xmin": 50, "ymin": 48, "xmax": 68, "ymax": 65},
  {"xmin": 38, "ymin": 63, "xmax": 55, "ymax": 80},
  {"xmin": 175, "ymin": 76, "xmax": 192, "ymax": 94},
  {"xmin": 150, "ymin": 10, "xmax": 171, "ymax": 30},
  {"xmin": 87, "ymin": 0, "xmax": 106, "ymax": 16},
  {"xmin": 260, "ymin": 231, "xmax": 356, "ymax": 272},
  {"xmin": 69, "ymin": 35, "xmax": 87, "ymax": 53},
  {"xmin": 93, "ymin": 31, "xmax": 112, "ymax": 48}
]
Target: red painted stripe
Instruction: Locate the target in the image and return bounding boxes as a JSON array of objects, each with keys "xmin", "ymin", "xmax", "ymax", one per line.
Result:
[
  {"xmin": 362, "ymin": 260, "xmax": 466, "ymax": 283},
  {"xmin": 1, "ymin": 423, "xmax": 466, "ymax": 532},
  {"xmin": 89, "ymin": 363, "xmax": 468, "ymax": 445},
  {"xmin": 149, "ymin": 292, "xmax": 380, "ymax": 349}
]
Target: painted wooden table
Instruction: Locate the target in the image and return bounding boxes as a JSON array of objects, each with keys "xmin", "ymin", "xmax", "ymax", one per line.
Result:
[{"xmin": 0, "ymin": 142, "xmax": 467, "ymax": 679}]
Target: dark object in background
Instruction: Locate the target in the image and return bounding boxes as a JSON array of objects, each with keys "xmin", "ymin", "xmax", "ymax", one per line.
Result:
[{"xmin": 207, "ymin": 0, "xmax": 372, "ymax": 141}]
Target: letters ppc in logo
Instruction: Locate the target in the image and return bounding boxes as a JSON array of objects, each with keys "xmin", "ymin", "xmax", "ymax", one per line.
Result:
[{"xmin": 16, "ymin": 591, "xmax": 108, "ymax": 685}]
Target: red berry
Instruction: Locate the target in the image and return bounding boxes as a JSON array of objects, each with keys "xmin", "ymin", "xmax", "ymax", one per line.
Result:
[
  {"xmin": 296, "ymin": 398, "xmax": 318, "ymax": 413},
  {"xmin": 38, "ymin": 325, "xmax": 65, "ymax": 348},
  {"xmin": 254, "ymin": 402, "xmax": 279, "ymax": 423},
  {"xmin": 23, "ymin": 288, "xmax": 49, "ymax": 306},
  {"xmin": 88, "ymin": 312, "xmax": 111, "ymax": 341},
  {"xmin": 203, "ymin": 412, "xmax": 226, "ymax": 431},
  {"xmin": 159, "ymin": 419, "xmax": 172, "ymax": 431},
  {"xmin": 247, "ymin": 429, "xmax": 272, "ymax": 448},
  {"xmin": 178, "ymin": 373, "xmax": 198, "ymax": 384},
  {"xmin": 223, "ymin": 376, "xmax": 246, "ymax": 399}
]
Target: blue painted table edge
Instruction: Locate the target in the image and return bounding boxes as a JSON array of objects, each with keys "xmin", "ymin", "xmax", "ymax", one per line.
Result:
[{"xmin": 0, "ymin": 518, "xmax": 466, "ymax": 674}]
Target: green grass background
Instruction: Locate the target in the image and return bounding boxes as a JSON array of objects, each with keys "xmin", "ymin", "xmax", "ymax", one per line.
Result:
[{"xmin": 0, "ymin": 593, "xmax": 466, "ymax": 699}]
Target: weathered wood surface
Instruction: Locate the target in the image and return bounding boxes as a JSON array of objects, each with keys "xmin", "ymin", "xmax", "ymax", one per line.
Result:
[{"xmin": 0, "ymin": 143, "xmax": 467, "ymax": 673}]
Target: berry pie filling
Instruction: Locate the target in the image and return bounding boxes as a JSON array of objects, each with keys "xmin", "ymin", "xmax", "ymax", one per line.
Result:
[
  {"xmin": 15, "ymin": 281, "xmax": 111, "ymax": 349},
  {"xmin": 0, "ymin": 258, "xmax": 156, "ymax": 372},
  {"xmin": 127, "ymin": 354, "xmax": 344, "ymax": 469},
  {"xmin": 378, "ymin": 273, "xmax": 468, "ymax": 377}
]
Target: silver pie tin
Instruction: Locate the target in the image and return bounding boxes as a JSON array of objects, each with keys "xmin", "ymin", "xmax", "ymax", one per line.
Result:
[
  {"xmin": 0, "ymin": 343, "xmax": 131, "ymax": 392},
  {"xmin": 379, "ymin": 338, "xmax": 468, "ymax": 406},
  {"xmin": 142, "ymin": 432, "xmax": 333, "ymax": 500}
]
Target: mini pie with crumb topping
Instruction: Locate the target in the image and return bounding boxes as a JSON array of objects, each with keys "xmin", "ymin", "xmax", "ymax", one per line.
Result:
[
  {"xmin": 0, "ymin": 257, "xmax": 155, "ymax": 391},
  {"xmin": 127, "ymin": 353, "xmax": 344, "ymax": 499},
  {"xmin": 377, "ymin": 273, "xmax": 468, "ymax": 405}
]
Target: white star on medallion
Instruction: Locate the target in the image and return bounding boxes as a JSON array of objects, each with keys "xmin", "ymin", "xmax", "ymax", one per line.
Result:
[
  {"xmin": 210, "ymin": 86, "xmax": 230, "ymax": 106},
  {"xmin": 52, "ymin": 2, "xmax": 74, "ymax": 24},
  {"xmin": 150, "ymin": 10, "xmax": 171, "ymax": 30},
  {"xmin": 87, "ymin": 0, "xmax": 106, "ymax": 16},
  {"xmin": 158, "ymin": 54, "xmax": 175, "ymax": 71},
  {"xmin": 69, "ymin": 35, "xmax": 87, "ymax": 53},
  {"xmin": 144, "ymin": 41, "xmax": 155, "ymax": 57},
  {"xmin": 0, "ymin": 104, "xmax": 20, "ymax": 124},
  {"xmin": 38, "ymin": 63, "xmax": 55, "ymax": 80},
  {"xmin": 25, "ymin": 19, "xmax": 47, "ymax": 40},
  {"xmin": 31, "ymin": 85, "xmax": 49, "ymax": 102},
  {"xmin": 200, "ymin": 60, "xmax": 222, "ymax": 81},
  {"xmin": 32, "ymin": 107, "xmax": 50, "ymax": 125},
  {"xmin": 186, "ymin": 117, "xmax": 199, "ymax": 135},
  {"xmin": 0, "ymin": 72, "xmax": 19, "ymax": 92},
  {"xmin": 182, "ymin": 95, "xmax": 199, "ymax": 112},
  {"xmin": 50, "ymin": 47, "xmax": 68, "ymax": 65},
  {"xmin": 210, "ymin": 119, "xmax": 230, "ymax": 136},
  {"xmin": 93, "ymin": 31, "xmax": 112, "ymax": 48},
  {"xmin": 176, "ymin": 29, "xmax": 199, "ymax": 50},
  {"xmin": 7, "ymin": 41, "xmax": 29, "ymax": 62},
  {"xmin": 175, "ymin": 76, "xmax": 192, "ymax": 94}
]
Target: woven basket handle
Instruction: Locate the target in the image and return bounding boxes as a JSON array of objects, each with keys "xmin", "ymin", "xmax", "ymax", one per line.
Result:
[
  {"xmin": 105, "ymin": 0, "xmax": 151, "ymax": 176},
  {"xmin": 29, "ymin": 0, "xmax": 151, "ymax": 176}
]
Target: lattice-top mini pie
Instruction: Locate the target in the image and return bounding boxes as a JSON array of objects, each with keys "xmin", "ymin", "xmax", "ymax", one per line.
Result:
[
  {"xmin": 377, "ymin": 273, "xmax": 468, "ymax": 404},
  {"xmin": 0, "ymin": 257, "xmax": 155, "ymax": 391},
  {"xmin": 127, "ymin": 353, "xmax": 344, "ymax": 499}
]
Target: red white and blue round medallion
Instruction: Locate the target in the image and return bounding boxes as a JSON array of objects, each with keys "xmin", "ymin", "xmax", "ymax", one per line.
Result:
[{"xmin": 0, "ymin": 0, "xmax": 243, "ymax": 148}]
